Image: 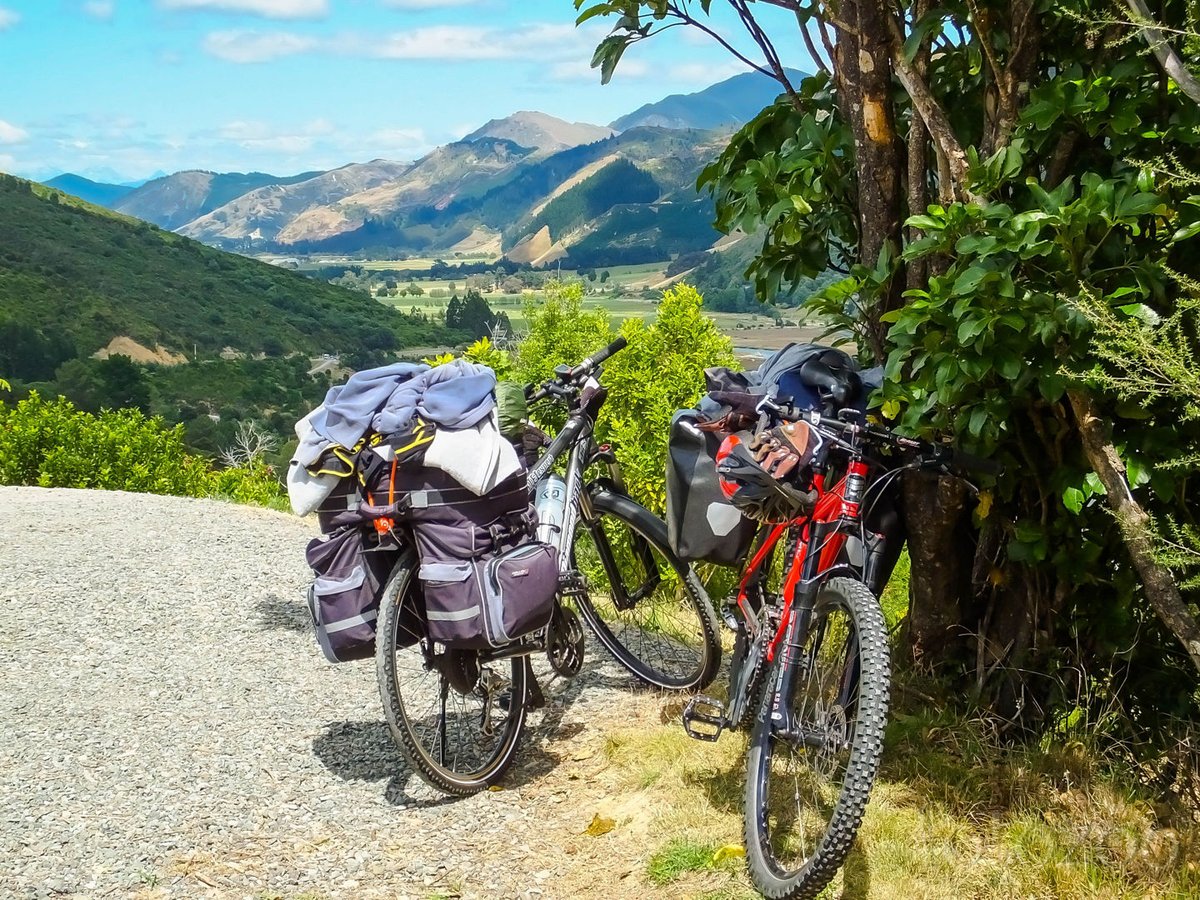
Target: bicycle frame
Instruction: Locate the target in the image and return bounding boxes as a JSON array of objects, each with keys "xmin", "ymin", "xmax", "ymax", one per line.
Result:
[{"xmin": 735, "ymin": 460, "xmax": 869, "ymax": 653}]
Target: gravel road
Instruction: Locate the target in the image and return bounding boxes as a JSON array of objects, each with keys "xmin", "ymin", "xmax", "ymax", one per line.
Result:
[{"xmin": 0, "ymin": 487, "xmax": 681, "ymax": 900}]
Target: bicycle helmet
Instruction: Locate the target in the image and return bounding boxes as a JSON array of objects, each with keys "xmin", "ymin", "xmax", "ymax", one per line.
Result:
[{"xmin": 715, "ymin": 431, "xmax": 816, "ymax": 522}]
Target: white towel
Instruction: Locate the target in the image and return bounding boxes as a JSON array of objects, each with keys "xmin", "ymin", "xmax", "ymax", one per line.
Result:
[{"xmin": 424, "ymin": 411, "xmax": 521, "ymax": 495}]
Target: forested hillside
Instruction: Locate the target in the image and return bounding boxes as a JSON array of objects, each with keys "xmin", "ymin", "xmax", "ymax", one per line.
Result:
[
  {"xmin": 502, "ymin": 158, "xmax": 660, "ymax": 251},
  {"xmin": 0, "ymin": 174, "xmax": 450, "ymax": 380}
]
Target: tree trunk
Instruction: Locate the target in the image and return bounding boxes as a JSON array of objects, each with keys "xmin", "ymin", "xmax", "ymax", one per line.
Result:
[
  {"xmin": 835, "ymin": 1, "xmax": 906, "ymax": 362},
  {"xmin": 1068, "ymin": 389, "xmax": 1200, "ymax": 674},
  {"xmin": 901, "ymin": 472, "xmax": 976, "ymax": 667}
]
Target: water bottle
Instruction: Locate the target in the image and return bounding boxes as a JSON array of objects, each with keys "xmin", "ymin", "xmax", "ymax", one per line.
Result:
[{"xmin": 534, "ymin": 474, "xmax": 567, "ymax": 545}]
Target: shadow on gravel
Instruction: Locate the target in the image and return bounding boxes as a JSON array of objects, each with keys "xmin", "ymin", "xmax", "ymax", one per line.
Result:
[
  {"xmin": 255, "ymin": 595, "xmax": 311, "ymax": 632},
  {"xmin": 312, "ymin": 720, "xmax": 459, "ymax": 808},
  {"xmin": 311, "ymin": 657, "xmax": 656, "ymax": 806}
]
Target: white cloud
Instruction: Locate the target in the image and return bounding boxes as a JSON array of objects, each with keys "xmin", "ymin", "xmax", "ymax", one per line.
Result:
[
  {"xmin": 216, "ymin": 118, "xmax": 348, "ymax": 156},
  {"xmin": 83, "ymin": 1, "xmax": 115, "ymax": 20},
  {"xmin": 159, "ymin": 0, "xmax": 327, "ymax": 20},
  {"xmin": 669, "ymin": 60, "xmax": 751, "ymax": 84},
  {"xmin": 203, "ymin": 22, "xmax": 585, "ymax": 63},
  {"xmin": 0, "ymin": 7, "xmax": 19, "ymax": 30},
  {"xmin": 203, "ymin": 29, "xmax": 318, "ymax": 62},
  {"xmin": 0, "ymin": 119, "xmax": 29, "ymax": 144}
]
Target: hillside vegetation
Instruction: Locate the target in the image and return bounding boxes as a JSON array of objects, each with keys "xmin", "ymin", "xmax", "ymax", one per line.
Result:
[
  {"xmin": 0, "ymin": 174, "xmax": 449, "ymax": 364},
  {"xmin": 503, "ymin": 158, "xmax": 660, "ymax": 251},
  {"xmin": 116, "ymin": 168, "xmax": 321, "ymax": 230}
]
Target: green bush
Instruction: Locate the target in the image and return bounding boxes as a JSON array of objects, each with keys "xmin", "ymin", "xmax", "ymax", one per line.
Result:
[
  {"xmin": 602, "ymin": 283, "xmax": 737, "ymax": 512},
  {"xmin": 0, "ymin": 392, "xmax": 283, "ymax": 505},
  {"xmin": 515, "ymin": 280, "xmax": 736, "ymax": 513}
]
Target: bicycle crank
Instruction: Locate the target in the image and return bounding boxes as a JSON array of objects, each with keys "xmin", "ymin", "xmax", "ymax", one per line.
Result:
[{"xmin": 546, "ymin": 602, "xmax": 585, "ymax": 677}]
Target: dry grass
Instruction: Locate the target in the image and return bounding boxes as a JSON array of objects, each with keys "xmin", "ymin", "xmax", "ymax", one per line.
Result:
[{"xmin": 594, "ymin": 695, "xmax": 1200, "ymax": 899}]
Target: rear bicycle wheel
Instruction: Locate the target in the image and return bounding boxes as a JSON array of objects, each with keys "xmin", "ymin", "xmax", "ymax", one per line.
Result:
[
  {"xmin": 743, "ymin": 577, "xmax": 889, "ymax": 898},
  {"xmin": 375, "ymin": 553, "xmax": 528, "ymax": 795},
  {"xmin": 569, "ymin": 490, "xmax": 720, "ymax": 691}
]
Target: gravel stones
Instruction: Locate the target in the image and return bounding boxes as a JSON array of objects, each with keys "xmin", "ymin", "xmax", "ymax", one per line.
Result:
[{"xmin": 0, "ymin": 487, "xmax": 664, "ymax": 899}]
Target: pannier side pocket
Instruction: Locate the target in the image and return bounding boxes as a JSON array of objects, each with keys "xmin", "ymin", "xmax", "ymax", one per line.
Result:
[
  {"xmin": 307, "ymin": 563, "xmax": 378, "ymax": 663},
  {"xmin": 482, "ymin": 542, "xmax": 558, "ymax": 645},
  {"xmin": 419, "ymin": 561, "xmax": 485, "ymax": 647},
  {"xmin": 305, "ymin": 527, "xmax": 397, "ymax": 663}
]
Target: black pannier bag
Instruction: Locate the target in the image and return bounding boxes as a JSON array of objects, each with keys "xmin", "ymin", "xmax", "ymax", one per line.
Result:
[
  {"xmin": 666, "ymin": 409, "xmax": 758, "ymax": 567},
  {"xmin": 305, "ymin": 526, "xmax": 401, "ymax": 663},
  {"xmin": 392, "ymin": 466, "xmax": 558, "ymax": 649}
]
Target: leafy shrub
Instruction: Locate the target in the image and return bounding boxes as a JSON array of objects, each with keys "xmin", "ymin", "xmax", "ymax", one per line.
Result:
[
  {"xmin": 0, "ymin": 392, "xmax": 284, "ymax": 505},
  {"xmin": 515, "ymin": 280, "xmax": 736, "ymax": 512},
  {"xmin": 602, "ymin": 283, "xmax": 737, "ymax": 512}
]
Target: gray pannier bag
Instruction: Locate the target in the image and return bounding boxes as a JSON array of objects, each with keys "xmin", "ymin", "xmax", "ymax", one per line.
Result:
[
  {"xmin": 393, "ymin": 466, "xmax": 559, "ymax": 649},
  {"xmin": 305, "ymin": 526, "xmax": 400, "ymax": 663},
  {"xmin": 419, "ymin": 542, "xmax": 559, "ymax": 647}
]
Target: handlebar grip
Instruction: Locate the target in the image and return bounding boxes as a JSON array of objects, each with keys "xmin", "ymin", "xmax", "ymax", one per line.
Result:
[
  {"xmin": 949, "ymin": 450, "xmax": 1003, "ymax": 477},
  {"xmin": 577, "ymin": 336, "xmax": 628, "ymax": 375}
]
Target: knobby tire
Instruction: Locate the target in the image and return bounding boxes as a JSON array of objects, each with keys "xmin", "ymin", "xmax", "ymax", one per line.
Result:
[{"xmin": 743, "ymin": 576, "xmax": 890, "ymax": 898}]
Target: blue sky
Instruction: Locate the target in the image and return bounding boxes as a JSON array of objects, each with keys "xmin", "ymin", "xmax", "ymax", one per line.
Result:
[{"xmin": 0, "ymin": 1, "xmax": 810, "ymax": 183}]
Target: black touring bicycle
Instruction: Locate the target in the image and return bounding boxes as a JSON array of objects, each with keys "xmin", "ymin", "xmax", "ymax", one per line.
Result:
[{"xmin": 372, "ymin": 338, "xmax": 722, "ymax": 795}]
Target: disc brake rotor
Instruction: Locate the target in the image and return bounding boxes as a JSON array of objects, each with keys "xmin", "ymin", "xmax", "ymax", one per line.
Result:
[{"xmin": 440, "ymin": 648, "xmax": 480, "ymax": 695}]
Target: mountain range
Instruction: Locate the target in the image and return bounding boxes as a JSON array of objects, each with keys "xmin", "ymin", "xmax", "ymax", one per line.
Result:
[
  {"xmin": 32, "ymin": 70, "xmax": 792, "ymax": 270},
  {"xmin": 39, "ymin": 71, "xmax": 796, "ymax": 267}
]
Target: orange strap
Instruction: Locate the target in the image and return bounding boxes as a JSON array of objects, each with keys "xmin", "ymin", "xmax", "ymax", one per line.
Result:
[{"xmin": 373, "ymin": 457, "xmax": 398, "ymax": 536}]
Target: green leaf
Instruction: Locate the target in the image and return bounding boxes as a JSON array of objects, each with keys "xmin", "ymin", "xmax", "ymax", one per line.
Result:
[
  {"xmin": 1062, "ymin": 486, "xmax": 1085, "ymax": 514},
  {"xmin": 952, "ymin": 266, "xmax": 989, "ymax": 295},
  {"xmin": 591, "ymin": 34, "xmax": 632, "ymax": 85},
  {"xmin": 575, "ymin": 3, "xmax": 617, "ymax": 25},
  {"xmin": 968, "ymin": 406, "xmax": 988, "ymax": 438},
  {"xmin": 1171, "ymin": 221, "xmax": 1200, "ymax": 243},
  {"xmin": 957, "ymin": 318, "xmax": 987, "ymax": 344},
  {"xmin": 906, "ymin": 214, "xmax": 943, "ymax": 231},
  {"xmin": 996, "ymin": 352, "xmax": 1022, "ymax": 380}
]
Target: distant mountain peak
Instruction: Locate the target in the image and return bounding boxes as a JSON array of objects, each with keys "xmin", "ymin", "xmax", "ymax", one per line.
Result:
[
  {"xmin": 463, "ymin": 111, "xmax": 614, "ymax": 154},
  {"xmin": 611, "ymin": 69, "xmax": 808, "ymax": 132}
]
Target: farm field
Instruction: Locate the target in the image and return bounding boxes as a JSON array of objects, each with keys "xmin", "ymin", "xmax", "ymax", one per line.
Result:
[{"xmin": 277, "ymin": 254, "xmax": 836, "ymax": 352}]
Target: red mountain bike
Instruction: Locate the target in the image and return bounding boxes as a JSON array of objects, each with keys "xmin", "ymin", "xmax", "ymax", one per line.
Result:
[{"xmin": 682, "ymin": 400, "xmax": 997, "ymax": 899}]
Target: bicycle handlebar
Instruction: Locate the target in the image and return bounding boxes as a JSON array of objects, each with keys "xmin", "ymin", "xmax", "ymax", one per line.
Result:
[
  {"xmin": 524, "ymin": 337, "xmax": 629, "ymax": 405},
  {"xmin": 807, "ymin": 413, "xmax": 1003, "ymax": 478},
  {"xmin": 572, "ymin": 336, "xmax": 627, "ymax": 378}
]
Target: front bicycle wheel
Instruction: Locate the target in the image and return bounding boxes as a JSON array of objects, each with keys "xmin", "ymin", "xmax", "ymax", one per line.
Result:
[
  {"xmin": 743, "ymin": 577, "xmax": 889, "ymax": 898},
  {"xmin": 569, "ymin": 490, "xmax": 720, "ymax": 691},
  {"xmin": 375, "ymin": 553, "xmax": 528, "ymax": 796}
]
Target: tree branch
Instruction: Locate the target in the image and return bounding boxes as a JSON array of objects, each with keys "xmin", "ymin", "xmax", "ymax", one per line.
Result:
[
  {"xmin": 882, "ymin": 6, "xmax": 978, "ymax": 201},
  {"xmin": 796, "ymin": 12, "xmax": 831, "ymax": 76},
  {"xmin": 1068, "ymin": 388, "xmax": 1200, "ymax": 675},
  {"xmin": 657, "ymin": 6, "xmax": 777, "ymax": 79},
  {"xmin": 1125, "ymin": 0, "xmax": 1200, "ymax": 107},
  {"xmin": 728, "ymin": 0, "xmax": 801, "ymax": 105}
]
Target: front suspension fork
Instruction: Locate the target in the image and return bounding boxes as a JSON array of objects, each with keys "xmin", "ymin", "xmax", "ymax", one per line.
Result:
[{"xmin": 768, "ymin": 591, "xmax": 815, "ymax": 736}]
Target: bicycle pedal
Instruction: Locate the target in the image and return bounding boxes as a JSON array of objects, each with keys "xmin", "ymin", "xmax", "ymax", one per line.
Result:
[{"xmin": 682, "ymin": 695, "xmax": 727, "ymax": 742}]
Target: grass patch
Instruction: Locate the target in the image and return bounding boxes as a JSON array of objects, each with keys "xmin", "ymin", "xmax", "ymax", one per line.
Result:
[
  {"xmin": 646, "ymin": 838, "xmax": 721, "ymax": 885},
  {"xmin": 601, "ymin": 694, "xmax": 1200, "ymax": 898},
  {"xmin": 880, "ymin": 547, "xmax": 910, "ymax": 630}
]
